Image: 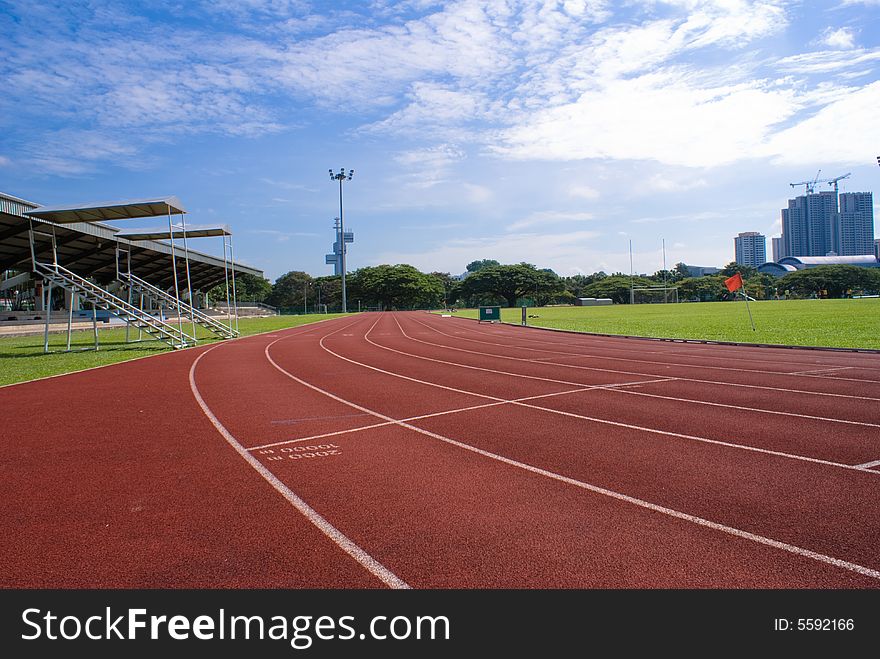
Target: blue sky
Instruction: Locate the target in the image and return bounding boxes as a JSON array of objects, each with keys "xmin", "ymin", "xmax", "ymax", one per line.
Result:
[{"xmin": 2, "ymin": 0, "xmax": 879, "ymax": 281}]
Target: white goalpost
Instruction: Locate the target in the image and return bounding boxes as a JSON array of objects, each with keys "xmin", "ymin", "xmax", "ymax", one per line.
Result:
[{"xmin": 631, "ymin": 286, "xmax": 678, "ymax": 304}]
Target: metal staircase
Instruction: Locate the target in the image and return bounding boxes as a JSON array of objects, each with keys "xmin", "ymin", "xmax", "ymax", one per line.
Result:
[
  {"xmin": 120, "ymin": 271, "xmax": 239, "ymax": 340},
  {"xmin": 34, "ymin": 260, "xmax": 196, "ymax": 349}
]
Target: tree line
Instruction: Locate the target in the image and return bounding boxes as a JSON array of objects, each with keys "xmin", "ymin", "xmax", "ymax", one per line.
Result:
[{"xmin": 211, "ymin": 259, "xmax": 880, "ymax": 312}]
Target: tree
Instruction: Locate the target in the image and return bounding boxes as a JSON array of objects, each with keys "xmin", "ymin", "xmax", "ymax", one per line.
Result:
[
  {"xmin": 778, "ymin": 266, "xmax": 880, "ymax": 299},
  {"xmin": 349, "ymin": 264, "xmax": 445, "ymax": 309},
  {"xmin": 313, "ymin": 275, "xmax": 342, "ymax": 312},
  {"xmin": 267, "ymin": 271, "xmax": 313, "ymax": 309},
  {"xmin": 206, "ymin": 272, "xmax": 271, "ymax": 304},
  {"xmin": 465, "ymin": 259, "xmax": 500, "ymax": 274},
  {"xmin": 430, "ymin": 272, "xmax": 460, "ymax": 307},
  {"xmin": 677, "ymin": 275, "xmax": 727, "ymax": 302},
  {"xmin": 673, "ymin": 262, "xmax": 691, "ymax": 280},
  {"xmin": 460, "ymin": 263, "xmax": 564, "ymax": 307},
  {"xmin": 581, "ymin": 274, "xmax": 654, "ymax": 304},
  {"xmin": 721, "ymin": 262, "xmax": 757, "ymax": 278}
]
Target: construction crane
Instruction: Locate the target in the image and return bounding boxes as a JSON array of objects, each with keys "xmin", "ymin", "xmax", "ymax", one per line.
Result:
[
  {"xmin": 790, "ymin": 169, "xmax": 821, "ymax": 194},
  {"xmin": 790, "ymin": 170, "xmax": 852, "ymax": 195},
  {"xmin": 825, "ymin": 172, "xmax": 851, "ymax": 194}
]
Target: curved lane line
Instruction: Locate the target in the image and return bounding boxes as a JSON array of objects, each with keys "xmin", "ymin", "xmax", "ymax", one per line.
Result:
[
  {"xmin": 263, "ymin": 318, "xmax": 880, "ymax": 583},
  {"xmin": 188, "ymin": 323, "xmax": 410, "ymax": 590},
  {"xmin": 408, "ymin": 315, "xmax": 880, "ymax": 402},
  {"xmin": 345, "ymin": 315, "xmax": 876, "ymax": 473},
  {"xmin": 431, "ymin": 315, "xmax": 880, "ymax": 383}
]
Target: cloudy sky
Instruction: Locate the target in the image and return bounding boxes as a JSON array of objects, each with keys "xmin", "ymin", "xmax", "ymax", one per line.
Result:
[{"xmin": 1, "ymin": 0, "xmax": 879, "ymax": 280}]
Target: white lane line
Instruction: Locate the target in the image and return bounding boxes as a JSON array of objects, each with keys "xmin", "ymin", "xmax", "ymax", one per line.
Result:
[
  {"xmin": 405, "ymin": 316, "xmax": 880, "ymax": 402},
  {"xmin": 790, "ymin": 367, "xmax": 855, "ymax": 376},
  {"xmin": 854, "ymin": 459, "xmax": 880, "ymax": 469},
  {"xmin": 246, "ymin": 380, "xmax": 667, "ymax": 451},
  {"xmin": 595, "ymin": 384, "xmax": 880, "ymax": 429},
  {"xmin": 366, "ymin": 316, "xmax": 880, "ymax": 473},
  {"xmin": 414, "ymin": 315, "xmax": 880, "ymax": 385},
  {"xmin": 436, "ymin": 315, "xmax": 880, "ymax": 377},
  {"xmin": 381, "ymin": 316, "xmax": 880, "ymax": 429},
  {"xmin": 188, "ymin": 328, "xmax": 410, "ymax": 590},
  {"xmin": 265, "ymin": 324, "xmax": 880, "ymax": 584}
]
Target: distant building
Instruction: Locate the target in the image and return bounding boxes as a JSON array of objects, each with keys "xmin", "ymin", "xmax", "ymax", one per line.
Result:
[
  {"xmin": 734, "ymin": 232, "xmax": 766, "ymax": 268},
  {"xmin": 771, "ymin": 236, "xmax": 784, "ymax": 261},
  {"xmin": 779, "ymin": 185, "xmax": 874, "ymax": 257},
  {"xmin": 875, "ymin": 238, "xmax": 880, "ymax": 260},
  {"xmin": 683, "ymin": 265, "xmax": 720, "ymax": 277},
  {"xmin": 837, "ymin": 192, "xmax": 874, "ymax": 255},
  {"xmin": 758, "ymin": 254, "xmax": 880, "ymax": 277}
]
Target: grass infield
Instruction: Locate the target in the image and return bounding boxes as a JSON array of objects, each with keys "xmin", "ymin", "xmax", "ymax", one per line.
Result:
[
  {"xmin": 0, "ymin": 314, "xmax": 352, "ymax": 387},
  {"xmin": 442, "ymin": 299, "xmax": 880, "ymax": 351}
]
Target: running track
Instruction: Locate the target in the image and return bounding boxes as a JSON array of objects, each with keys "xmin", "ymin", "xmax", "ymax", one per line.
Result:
[{"xmin": 2, "ymin": 311, "xmax": 880, "ymax": 588}]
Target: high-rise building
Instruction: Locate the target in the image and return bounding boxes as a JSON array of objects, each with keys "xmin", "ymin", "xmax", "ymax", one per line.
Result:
[
  {"xmin": 734, "ymin": 232, "xmax": 766, "ymax": 268},
  {"xmin": 874, "ymin": 238, "xmax": 880, "ymax": 260},
  {"xmin": 780, "ymin": 183, "xmax": 875, "ymax": 258},
  {"xmin": 771, "ymin": 236, "xmax": 783, "ymax": 261},
  {"xmin": 837, "ymin": 192, "xmax": 874, "ymax": 255}
]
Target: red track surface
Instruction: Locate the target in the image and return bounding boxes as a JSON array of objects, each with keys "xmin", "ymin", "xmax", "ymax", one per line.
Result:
[{"xmin": 3, "ymin": 311, "xmax": 880, "ymax": 588}]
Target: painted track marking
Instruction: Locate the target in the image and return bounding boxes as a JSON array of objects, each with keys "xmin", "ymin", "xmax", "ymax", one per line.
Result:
[
  {"xmin": 188, "ymin": 322, "xmax": 410, "ymax": 590},
  {"xmin": 263, "ymin": 320, "xmax": 880, "ymax": 583},
  {"xmin": 330, "ymin": 315, "xmax": 878, "ymax": 473},
  {"xmin": 391, "ymin": 317, "xmax": 880, "ymax": 429},
  {"xmin": 438, "ymin": 316, "xmax": 880, "ymax": 382},
  {"xmin": 246, "ymin": 379, "xmax": 669, "ymax": 451},
  {"xmin": 408, "ymin": 316, "xmax": 880, "ymax": 402}
]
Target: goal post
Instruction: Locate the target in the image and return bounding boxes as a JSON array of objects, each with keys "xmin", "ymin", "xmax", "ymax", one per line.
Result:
[{"xmin": 631, "ymin": 286, "xmax": 678, "ymax": 304}]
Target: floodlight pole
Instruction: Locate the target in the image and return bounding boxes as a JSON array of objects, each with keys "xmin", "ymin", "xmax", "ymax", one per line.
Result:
[{"xmin": 330, "ymin": 167, "xmax": 354, "ymax": 313}]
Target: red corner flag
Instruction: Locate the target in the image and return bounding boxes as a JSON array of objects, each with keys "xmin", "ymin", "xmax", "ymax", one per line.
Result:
[{"xmin": 724, "ymin": 272, "xmax": 744, "ymax": 293}]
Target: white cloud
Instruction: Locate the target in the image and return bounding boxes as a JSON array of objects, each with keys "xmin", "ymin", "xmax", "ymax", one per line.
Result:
[
  {"xmin": 462, "ymin": 183, "xmax": 492, "ymax": 203},
  {"xmin": 647, "ymin": 173, "xmax": 708, "ymax": 192},
  {"xmin": 775, "ymin": 49, "xmax": 880, "ymax": 74},
  {"xmin": 0, "ymin": 156, "xmax": 10, "ymax": 167},
  {"xmin": 763, "ymin": 81, "xmax": 880, "ymax": 165},
  {"xmin": 819, "ymin": 27, "xmax": 856, "ymax": 49},
  {"xmin": 507, "ymin": 211, "xmax": 595, "ymax": 231},
  {"xmin": 569, "ymin": 185, "xmax": 601, "ymax": 200},
  {"xmin": 494, "ymin": 73, "xmax": 798, "ymax": 167},
  {"xmin": 374, "ymin": 229, "xmax": 603, "ymax": 275},
  {"xmin": 392, "ymin": 144, "xmax": 466, "ymax": 188}
]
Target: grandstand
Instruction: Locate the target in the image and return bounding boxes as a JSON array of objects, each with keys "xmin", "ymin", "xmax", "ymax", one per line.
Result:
[{"xmin": 0, "ymin": 191, "xmax": 263, "ymax": 350}]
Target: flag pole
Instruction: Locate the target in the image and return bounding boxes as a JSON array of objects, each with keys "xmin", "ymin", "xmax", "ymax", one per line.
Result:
[
  {"xmin": 740, "ymin": 289, "xmax": 756, "ymax": 331},
  {"xmin": 724, "ymin": 272, "xmax": 756, "ymax": 332}
]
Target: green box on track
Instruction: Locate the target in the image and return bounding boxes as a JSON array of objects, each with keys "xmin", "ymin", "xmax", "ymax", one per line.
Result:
[{"xmin": 479, "ymin": 306, "xmax": 501, "ymax": 323}]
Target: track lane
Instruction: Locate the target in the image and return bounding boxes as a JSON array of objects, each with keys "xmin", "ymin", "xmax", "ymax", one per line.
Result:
[
  {"xmin": 254, "ymin": 316, "xmax": 876, "ymax": 586},
  {"xmin": 286, "ymin": 312, "xmax": 880, "ymax": 578},
  {"xmin": 418, "ymin": 315, "xmax": 880, "ymax": 392},
  {"xmin": 405, "ymin": 314, "xmax": 880, "ymax": 423},
  {"xmin": 442, "ymin": 313, "xmax": 880, "ymax": 374},
  {"xmin": 361, "ymin": 314, "xmax": 880, "ymax": 467},
  {"xmin": 0, "ymin": 319, "xmax": 383, "ymax": 588}
]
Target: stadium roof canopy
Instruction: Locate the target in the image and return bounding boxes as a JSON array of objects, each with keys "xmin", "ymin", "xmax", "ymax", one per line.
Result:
[
  {"xmin": 777, "ymin": 255, "xmax": 880, "ymax": 268},
  {"xmin": 116, "ymin": 224, "xmax": 231, "ymax": 241},
  {"xmin": 757, "ymin": 262, "xmax": 798, "ymax": 276},
  {"xmin": 1, "ymin": 192, "xmax": 261, "ymax": 291},
  {"xmin": 24, "ymin": 196, "xmax": 186, "ymax": 223},
  {"xmin": 758, "ymin": 254, "xmax": 880, "ymax": 277}
]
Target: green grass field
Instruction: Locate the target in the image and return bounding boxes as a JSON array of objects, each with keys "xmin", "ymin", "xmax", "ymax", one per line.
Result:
[
  {"xmin": 446, "ymin": 299, "xmax": 880, "ymax": 350},
  {"xmin": 0, "ymin": 314, "xmax": 351, "ymax": 387}
]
